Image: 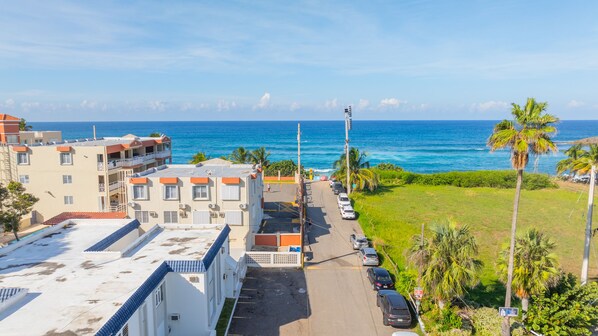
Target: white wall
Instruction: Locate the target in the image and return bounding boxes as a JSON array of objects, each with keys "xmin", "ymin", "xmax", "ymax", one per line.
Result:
[{"xmin": 164, "ymin": 272, "xmax": 209, "ymax": 336}]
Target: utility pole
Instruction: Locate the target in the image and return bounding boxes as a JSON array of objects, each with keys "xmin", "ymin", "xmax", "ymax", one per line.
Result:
[
  {"xmin": 344, "ymin": 106, "xmax": 352, "ymax": 194},
  {"xmin": 581, "ymin": 164, "xmax": 596, "ymax": 285},
  {"xmin": 298, "ymin": 123, "xmax": 305, "ymax": 268}
]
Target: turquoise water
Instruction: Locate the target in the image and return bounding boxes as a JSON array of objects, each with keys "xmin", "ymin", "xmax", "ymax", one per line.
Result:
[{"xmin": 30, "ymin": 120, "xmax": 598, "ymax": 175}]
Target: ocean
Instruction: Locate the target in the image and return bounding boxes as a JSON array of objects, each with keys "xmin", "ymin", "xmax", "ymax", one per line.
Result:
[{"xmin": 29, "ymin": 120, "xmax": 597, "ymax": 175}]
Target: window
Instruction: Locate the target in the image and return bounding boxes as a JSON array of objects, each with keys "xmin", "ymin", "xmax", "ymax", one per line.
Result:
[
  {"xmin": 19, "ymin": 175, "xmax": 29, "ymax": 184},
  {"xmin": 164, "ymin": 211, "xmax": 178, "ymax": 224},
  {"xmin": 132, "ymin": 185, "xmax": 148, "ymax": 200},
  {"xmin": 116, "ymin": 325, "xmax": 129, "ymax": 336},
  {"xmin": 62, "ymin": 175, "xmax": 72, "ymax": 184},
  {"xmin": 221, "ymin": 184, "xmax": 240, "ymax": 201},
  {"xmin": 60, "ymin": 152, "xmax": 72, "ymax": 165},
  {"xmin": 192, "ymin": 185, "xmax": 209, "ymax": 200},
  {"xmin": 163, "ymin": 185, "xmax": 178, "ymax": 200},
  {"xmin": 6, "ymin": 135, "xmax": 18, "ymax": 144},
  {"xmin": 17, "ymin": 153, "xmax": 29, "ymax": 165},
  {"xmin": 225, "ymin": 210, "xmax": 243, "ymax": 226},
  {"xmin": 135, "ymin": 211, "xmax": 149, "ymax": 223},
  {"xmin": 64, "ymin": 196, "xmax": 74, "ymax": 205},
  {"xmin": 154, "ymin": 283, "xmax": 164, "ymax": 307}
]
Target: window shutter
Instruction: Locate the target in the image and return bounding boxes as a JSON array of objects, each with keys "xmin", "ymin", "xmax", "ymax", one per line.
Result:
[
  {"xmin": 225, "ymin": 210, "xmax": 243, "ymax": 225},
  {"xmin": 162, "ymin": 185, "xmax": 166, "ymax": 200}
]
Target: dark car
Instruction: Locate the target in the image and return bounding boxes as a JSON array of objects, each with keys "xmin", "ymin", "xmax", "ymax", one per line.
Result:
[
  {"xmin": 377, "ymin": 290, "xmax": 412, "ymax": 328},
  {"xmin": 366, "ymin": 267, "xmax": 395, "ymax": 290},
  {"xmin": 332, "ymin": 182, "xmax": 345, "ymax": 195}
]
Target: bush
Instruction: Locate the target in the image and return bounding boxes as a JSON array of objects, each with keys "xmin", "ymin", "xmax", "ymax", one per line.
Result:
[
  {"xmin": 430, "ymin": 330, "xmax": 472, "ymax": 336},
  {"xmin": 376, "ymin": 170, "xmax": 556, "ymax": 190},
  {"xmin": 471, "ymin": 307, "xmax": 502, "ymax": 336},
  {"xmin": 426, "ymin": 306, "xmax": 463, "ymax": 333},
  {"xmin": 264, "ymin": 160, "xmax": 302, "ymax": 177},
  {"xmin": 376, "ymin": 162, "xmax": 404, "ymax": 171},
  {"xmin": 394, "ymin": 268, "xmax": 417, "ymax": 295}
]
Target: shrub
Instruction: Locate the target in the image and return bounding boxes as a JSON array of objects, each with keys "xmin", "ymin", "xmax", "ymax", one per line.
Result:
[
  {"xmin": 394, "ymin": 268, "xmax": 417, "ymax": 295},
  {"xmin": 264, "ymin": 160, "xmax": 303, "ymax": 177},
  {"xmin": 430, "ymin": 330, "xmax": 472, "ymax": 336},
  {"xmin": 426, "ymin": 306, "xmax": 463, "ymax": 333},
  {"xmin": 376, "ymin": 162, "xmax": 404, "ymax": 171},
  {"xmin": 471, "ymin": 307, "xmax": 502, "ymax": 336}
]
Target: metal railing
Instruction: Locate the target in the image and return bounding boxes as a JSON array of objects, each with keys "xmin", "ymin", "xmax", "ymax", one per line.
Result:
[
  {"xmin": 108, "ymin": 181, "xmax": 123, "ymax": 192},
  {"xmin": 97, "ymin": 150, "xmax": 171, "ymax": 171},
  {"xmin": 245, "ymin": 251, "xmax": 301, "ymax": 268}
]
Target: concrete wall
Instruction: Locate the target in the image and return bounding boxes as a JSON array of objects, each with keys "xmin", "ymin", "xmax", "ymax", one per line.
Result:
[{"xmin": 19, "ymin": 131, "xmax": 62, "ymax": 145}]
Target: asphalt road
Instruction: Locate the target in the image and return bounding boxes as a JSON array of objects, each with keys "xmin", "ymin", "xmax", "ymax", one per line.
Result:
[{"xmin": 304, "ymin": 181, "xmax": 403, "ymax": 335}]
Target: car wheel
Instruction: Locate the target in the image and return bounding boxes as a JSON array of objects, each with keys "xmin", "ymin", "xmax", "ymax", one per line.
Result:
[{"xmin": 382, "ymin": 316, "xmax": 389, "ymax": 326}]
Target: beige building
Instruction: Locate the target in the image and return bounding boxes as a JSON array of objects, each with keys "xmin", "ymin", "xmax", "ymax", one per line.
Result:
[
  {"xmin": 0, "ymin": 131, "xmax": 172, "ymax": 224},
  {"xmin": 126, "ymin": 159, "xmax": 264, "ymax": 251},
  {"xmin": 19, "ymin": 130, "xmax": 62, "ymax": 145}
]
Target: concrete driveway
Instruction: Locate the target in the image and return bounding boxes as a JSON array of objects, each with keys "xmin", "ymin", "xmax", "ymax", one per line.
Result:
[{"xmin": 304, "ymin": 181, "xmax": 413, "ymax": 335}]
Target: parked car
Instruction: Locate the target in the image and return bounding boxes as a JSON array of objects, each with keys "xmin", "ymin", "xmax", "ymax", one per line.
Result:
[
  {"xmin": 358, "ymin": 247, "xmax": 379, "ymax": 266},
  {"xmin": 340, "ymin": 205, "xmax": 356, "ymax": 220},
  {"xmin": 337, "ymin": 193, "xmax": 351, "ymax": 208},
  {"xmin": 377, "ymin": 290, "xmax": 412, "ymax": 327},
  {"xmin": 391, "ymin": 332, "xmax": 418, "ymax": 336},
  {"xmin": 329, "ymin": 178, "xmax": 336, "ymax": 187},
  {"xmin": 332, "ymin": 182, "xmax": 344, "ymax": 195},
  {"xmin": 366, "ymin": 267, "xmax": 395, "ymax": 290},
  {"xmin": 349, "ymin": 233, "xmax": 368, "ymax": 250}
]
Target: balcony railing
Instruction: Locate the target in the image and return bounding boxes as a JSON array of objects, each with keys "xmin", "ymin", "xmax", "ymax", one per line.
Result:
[
  {"xmin": 155, "ymin": 150, "xmax": 171, "ymax": 159},
  {"xmin": 99, "ymin": 183, "xmax": 105, "ymax": 192},
  {"xmin": 109, "ymin": 181, "xmax": 123, "ymax": 192},
  {"xmin": 97, "ymin": 150, "xmax": 171, "ymax": 171}
]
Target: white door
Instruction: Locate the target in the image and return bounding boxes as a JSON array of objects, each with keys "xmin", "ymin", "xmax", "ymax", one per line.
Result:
[{"xmin": 192, "ymin": 210, "xmax": 211, "ymax": 224}]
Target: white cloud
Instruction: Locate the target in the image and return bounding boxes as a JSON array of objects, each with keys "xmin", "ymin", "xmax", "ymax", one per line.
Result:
[
  {"xmin": 290, "ymin": 102, "xmax": 300, "ymax": 111},
  {"xmin": 357, "ymin": 99, "xmax": 369, "ymax": 109},
  {"xmin": 254, "ymin": 92, "xmax": 271, "ymax": 109},
  {"xmin": 80, "ymin": 100, "xmax": 98, "ymax": 109},
  {"xmin": 470, "ymin": 100, "xmax": 509, "ymax": 111},
  {"xmin": 324, "ymin": 98, "xmax": 338, "ymax": 109},
  {"xmin": 379, "ymin": 98, "xmax": 403, "ymax": 108},
  {"xmin": 148, "ymin": 100, "xmax": 168, "ymax": 111},
  {"xmin": 567, "ymin": 100, "xmax": 585, "ymax": 108},
  {"xmin": 20, "ymin": 101, "xmax": 40, "ymax": 111},
  {"xmin": 217, "ymin": 100, "xmax": 237, "ymax": 111}
]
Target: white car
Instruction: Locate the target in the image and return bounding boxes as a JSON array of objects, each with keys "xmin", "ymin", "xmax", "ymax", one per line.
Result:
[
  {"xmin": 337, "ymin": 193, "xmax": 351, "ymax": 209},
  {"xmin": 340, "ymin": 205, "xmax": 356, "ymax": 220}
]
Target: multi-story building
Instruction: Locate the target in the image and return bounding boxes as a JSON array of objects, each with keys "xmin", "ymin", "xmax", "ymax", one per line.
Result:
[
  {"xmin": 0, "ymin": 114, "xmax": 172, "ymax": 223},
  {"xmin": 0, "ymin": 218, "xmax": 243, "ymax": 336},
  {"xmin": 127, "ymin": 159, "xmax": 264, "ymax": 251},
  {"xmin": 19, "ymin": 130, "xmax": 62, "ymax": 145}
]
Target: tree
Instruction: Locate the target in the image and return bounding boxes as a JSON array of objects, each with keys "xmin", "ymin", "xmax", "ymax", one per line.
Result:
[
  {"xmin": 0, "ymin": 182, "xmax": 39, "ymax": 241},
  {"xmin": 19, "ymin": 118, "xmax": 32, "ymax": 131},
  {"xmin": 149, "ymin": 132, "xmax": 162, "ymax": 137},
  {"xmin": 333, "ymin": 148, "xmax": 379, "ymax": 192},
  {"xmin": 264, "ymin": 160, "xmax": 301, "ymax": 177},
  {"xmin": 569, "ymin": 143, "xmax": 598, "ymax": 284},
  {"xmin": 497, "ymin": 229, "xmax": 559, "ymax": 313},
  {"xmin": 488, "ymin": 98, "xmax": 558, "ymax": 336},
  {"xmin": 526, "ymin": 274, "xmax": 598, "ymax": 336},
  {"xmin": 189, "ymin": 152, "xmax": 209, "ymax": 164},
  {"xmin": 250, "ymin": 147, "xmax": 271, "ymax": 167},
  {"xmin": 228, "ymin": 147, "xmax": 251, "ymax": 164},
  {"xmin": 556, "ymin": 144, "xmax": 584, "ymax": 176},
  {"xmin": 415, "ymin": 219, "xmax": 482, "ymax": 309}
]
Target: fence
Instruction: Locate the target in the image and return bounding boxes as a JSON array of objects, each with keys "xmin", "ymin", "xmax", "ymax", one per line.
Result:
[
  {"xmin": 254, "ymin": 233, "xmax": 301, "ymax": 247},
  {"xmin": 245, "ymin": 251, "xmax": 301, "ymax": 268}
]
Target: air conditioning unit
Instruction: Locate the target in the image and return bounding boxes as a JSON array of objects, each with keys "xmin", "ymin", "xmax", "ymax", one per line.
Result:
[
  {"xmin": 178, "ymin": 203, "xmax": 186, "ymax": 210},
  {"xmin": 208, "ymin": 203, "xmax": 217, "ymax": 209},
  {"xmin": 169, "ymin": 313, "xmax": 180, "ymax": 321},
  {"xmin": 239, "ymin": 203, "xmax": 248, "ymax": 210},
  {"xmin": 127, "ymin": 201, "xmax": 137, "ymax": 208}
]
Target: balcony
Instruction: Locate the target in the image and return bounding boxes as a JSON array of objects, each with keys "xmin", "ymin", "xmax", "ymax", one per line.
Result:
[
  {"xmin": 109, "ymin": 181, "xmax": 123, "ymax": 192},
  {"xmin": 155, "ymin": 150, "xmax": 171, "ymax": 159}
]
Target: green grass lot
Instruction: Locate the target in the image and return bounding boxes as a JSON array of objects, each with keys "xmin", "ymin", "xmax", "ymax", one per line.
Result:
[
  {"xmin": 216, "ymin": 298, "xmax": 236, "ymax": 336},
  {"xmin": 352, "ymin": 183, "xmax": 598, "ymax": 306}
]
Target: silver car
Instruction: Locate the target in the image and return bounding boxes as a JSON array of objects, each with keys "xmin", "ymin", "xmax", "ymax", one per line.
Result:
[
  {"xmin": 350, "ymin": 234, "xmax": 368, "ymax": 250},
  {"xmin": 358, "ymin": 247, "xmax": 379, "ymax": 266}
]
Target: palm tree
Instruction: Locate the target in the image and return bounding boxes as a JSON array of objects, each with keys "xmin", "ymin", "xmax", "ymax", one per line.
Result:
[
  {"xmin": 569, "ymin": 142, "xmax": 598, "ymax": 284},
  {"xmin": 407, "ymin": 230, "xmax": 429, "ymax": 286},
  {"xmin": 497, "ymin": 229, "xmax": 559, "ymax": 313},
  {"xmin": 556, "ymin": 144, "xmax": 584, "ymax": 176},
  {"xmin": 488, "ymin": 97, "xmax": 558, "ymax": 335},
  {"xmin": 228, "ymin": 147, "xmax": 251, "ymax": 164},
  {"xmin": 149, "ymin": 132, "xmax": 161, "ymax": 137},
  {"xmin": 250, "ymin": 147, "xmax": 271, "ymax": 167},
  {"xmin": 189, "ymin": 152, "xmax": 209, "ymax": 164},
  {"xmin": 19, "ymin": 118, "xmax": 32, "ymax": 131},
  {"xmin": 418, "ymin": 219, "xmax": 482, "ymax": 309},
  {"xmin": 333, "ymin": 148, "xmax": 379, "ymax": 192}
]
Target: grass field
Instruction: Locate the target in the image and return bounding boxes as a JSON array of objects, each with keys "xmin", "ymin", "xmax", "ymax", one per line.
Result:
[{"xmin": 352, "ymin": 183, "xmax": 598, "ymax": 306}]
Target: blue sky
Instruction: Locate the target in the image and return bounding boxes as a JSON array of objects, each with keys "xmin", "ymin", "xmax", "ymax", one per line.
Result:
[{"xmin": 0, "ymin": 0, "xmax": 597, "ymax": 121}]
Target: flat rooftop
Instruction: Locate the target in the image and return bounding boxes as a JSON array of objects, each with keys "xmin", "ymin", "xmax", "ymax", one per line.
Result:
[
  {"xmin": 137, "ymin": 163, "xmax": 257, "ymax": 178},
  {"xmin": 22, "ymin": 134, "xmax": 170, "ymax": 148},
  {"xmin": 0, "ymin": 219, "xmax": 225, "ymax": 335}
]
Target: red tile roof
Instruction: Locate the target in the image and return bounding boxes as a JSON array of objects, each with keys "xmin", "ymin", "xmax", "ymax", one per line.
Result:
[
  {"xmin": 0, "ymin": 114, "xmax": 20, "ymax": 121},
  {"xmin": 43, "ymin": 212, "xmax": 128, "ymax": 226}
]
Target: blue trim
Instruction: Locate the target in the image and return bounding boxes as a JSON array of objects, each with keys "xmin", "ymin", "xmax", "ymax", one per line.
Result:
[
  {"xmin": 95, "ymin": 225, "xmax": 230, "ymax": 336},
  {"xmin": 85, "ymin": 220, "xmax": 141, "ymax": 252}
]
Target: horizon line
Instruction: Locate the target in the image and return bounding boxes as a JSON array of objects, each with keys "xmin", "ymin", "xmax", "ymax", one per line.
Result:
[{"xmin": 27, "ymin": 119, "xmax": 598, "ymax": 123}]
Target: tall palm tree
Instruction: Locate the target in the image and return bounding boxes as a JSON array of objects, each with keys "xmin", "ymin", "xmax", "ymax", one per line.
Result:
[
  {"xmin": 189, "ymin": 151, "xmax": 209, "ymax": 164},
  {"xmin": 19, "ymin": 118, "xmax": 32, "ymax": 131},
  {"xmin": 556, "ymin": 144, "xmax": 584, "ymax": 176},
  {"xmin": 570, "ymin": 143, "xmax": 598, "ymax": 284},
  {"xmin": 419, "ymin": 219, "xmax": 482, "ymax": 309},
  {"xmin": 228, "ymin": 147, "xmax": 251, "ymax": 164},
  {"xmin": 250, "ymin": 147, "xmax": 271, "ymax": 167},
  {"xmin": 497, "ymin": 229, "xmax": 559, "ymax": 313},
  {"xmin": 488, "ymin": 98, "xmax": 558, "ymax": 336},
  {"xmin": 333, "ymin": 148, "xmax": 379, "ymax": 192}
]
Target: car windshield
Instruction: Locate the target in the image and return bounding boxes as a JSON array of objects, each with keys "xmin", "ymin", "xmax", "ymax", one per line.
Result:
[
  {"xmin": 377, "ymin": 275, "xmax": 391, "ymax": 281},
  {"xmin": 340, "ymin": 197, "xmax": 349, "ymax": 202},
  {"xmin": 344, "ymin": 209, "xmax": 354, "ymax": 213},
  {"xmin": 356, "ymin": 238, "xmax": 367, "ymax": 243},
  {"xmin": 366, "ymin": 254, "xmax": 378, "ymax": 258},
  {"xmin": 391, "ymin": 308, "xmax": 409, "ymax": 316}
]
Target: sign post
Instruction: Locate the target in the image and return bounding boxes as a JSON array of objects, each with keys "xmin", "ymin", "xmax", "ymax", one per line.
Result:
[
  {"xmin": 498, "ymin": 307, "xmax": 519, "ymax": 317},
  {"xmin": 414, "ymin": 287, "xmax": 424, "ymax": 313}
]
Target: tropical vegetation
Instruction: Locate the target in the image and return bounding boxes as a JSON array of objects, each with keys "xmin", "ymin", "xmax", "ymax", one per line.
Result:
[
  {"xmin": 264, "ymin": 160, "xmax": 301, "ymax": 177},
  {"xmin": 0, "ymin": 182, "xmax": 39, "ymax": 241},
  {"xmin": 19, "ymin": 118, "xmax": 32, "ymax": 131},
  {"xmin": 148, "ymin": 132, "xmax": 162, "ymax": 137},
  {"xmin": 487, "ymin": 97, "xmax": 558, "ymax": 335},
  {"xmin": 189, "ymin": 151, "xmax": 210, "ymax": 164},
  {"xmin": 497, "ymin": 229, "xmax": 559, "ymax": 313},
  {"xmin": 556, "ymin": 144, "xmax": 585, "ymax": 176},
  {"xmin": 223, "ymin": 146, "xmax": 271, "ymax": 167},
  {"xmin": 333, "ymin": 147, "xmax": 379, "ymax": 192},
  {"xmin": 250, "ymin": 147, "xmax": 271, "ymax": 167}
]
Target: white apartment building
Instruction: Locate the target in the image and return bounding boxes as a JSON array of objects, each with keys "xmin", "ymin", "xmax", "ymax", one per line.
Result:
[
  {"xmin": 19, "ymin": 130, "xmax": 62, "ymax": 145},
  {"xmin": 0, "ymin": 120, "xmax": 172, "ymax": 224},
  {"xmin": 127, "ymin": 159, "xmax": 264, "ymax": 251},
  {"xmin": 0, "ymin": 218, "xmax": 243, "ymax": 336}
]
